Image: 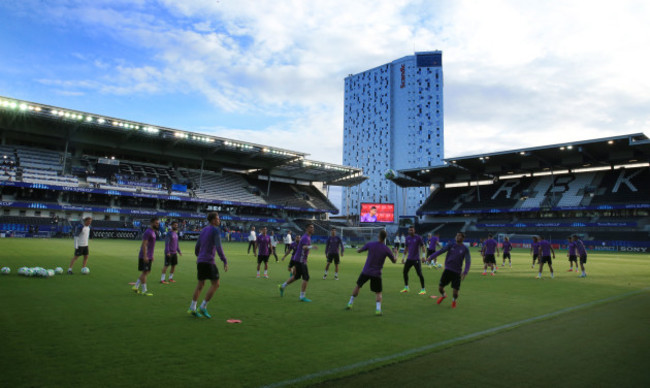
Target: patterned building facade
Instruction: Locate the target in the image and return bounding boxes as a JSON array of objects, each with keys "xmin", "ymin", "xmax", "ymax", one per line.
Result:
[{"xmin": 343, "ymin": 51, "xmax": 444, "ymax": 219}]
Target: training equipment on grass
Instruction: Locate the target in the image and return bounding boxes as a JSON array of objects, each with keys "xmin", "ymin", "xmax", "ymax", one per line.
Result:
[
  {"xmin": 54, "ymin": 267, "xmax": 64, "ymax": 275},
  {"xmin": 47, "ymin": 269, "xmax": 55, "ymax": 277},
  {"xmin": 81, "ymin": 267, "xmax": 90, "ymax": 275},
  {"xmin": 1, "ymin": 267, "xmax": 10, "ymax": 274}
]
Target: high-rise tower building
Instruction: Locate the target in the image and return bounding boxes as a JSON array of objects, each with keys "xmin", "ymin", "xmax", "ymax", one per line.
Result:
[{"xmin": 343, "ymin": 51, "xmax": 444, "ymax": 220}]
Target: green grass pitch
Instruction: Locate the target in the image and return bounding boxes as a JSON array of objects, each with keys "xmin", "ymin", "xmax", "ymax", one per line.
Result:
[{"xmin": 0, "ymin": 238, "xmax": 648, "ymax": 387}]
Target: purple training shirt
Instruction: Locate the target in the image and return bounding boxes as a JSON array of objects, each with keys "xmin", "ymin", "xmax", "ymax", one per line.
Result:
[
  {"xmin": 359, "ymin": 241, "xmax": 395, "ymax": 277},
  {"xmin": 502, "ymin": 241, "xmax": 512, "ymax": 253},
  {"xmin": 292, "ymin": 234, "xmax": 312, "ymax": 264},
  {"xmin": 538, "ymin": 240, "xmax": 553, "ymax": 257},
  {"xmin": 575, "ymin": 239, "xmax": 587, "ymax": 257},
  {"xmin": 164, "ymin": 230, "xmax": 182, "ymax": 255},
  {"xmin": 483, "ymin": 238, "xmax": 497, "ymax": 255},
  {"xmin": 430, "ymin": 241, "xmax": 472, "ymax": 275},
  {"xmin": 325, "ymin": 235, "xmax": 344, "ymax": 255},
  {"xmin": 405, "ymin": 234, "xmax": 424, "ymax": 261},
  {"xmin": 568, "ymin": 241, "xmax": 576, "ymax": 256},
  {"xmin": 194, "ymin": 225, "xmax": 227, "ymax": 265},
  {"xmin": 257, "ymin": 234, "xmax": 271, "ymax": 256},
  {"xmin": 531, "ymin": 241, "xmax": 540, "ymax": 255},
  {"xmin": 139, "ymin": 228, "xmax": 157, "ymax": 260},
  {"xmin": 428, "ymin": 236, "xmax": 440, "ymax": 250}
]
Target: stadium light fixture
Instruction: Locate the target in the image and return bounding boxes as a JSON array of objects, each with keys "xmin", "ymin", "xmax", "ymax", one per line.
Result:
[
  {"xmin": 445, "ymin": 182, "xmax": 468, "ymax": 188},
  {"xmin": 571, "ymin": 166, "xmax": 612, "ymax": 173},
  {"xmin": 567, "ymin": 145, "xmax": 573, "ymax": 150},
  {"xmin": 608, "ymin": 140, "xmax": 614, "ymax": 144},
  {"xmin": 613, "ymin": 162, "xmax": 650, "ymax": 169},
  {"xmin": 499, "ymin": 173, "xmax": 530, "ymax": 180}
]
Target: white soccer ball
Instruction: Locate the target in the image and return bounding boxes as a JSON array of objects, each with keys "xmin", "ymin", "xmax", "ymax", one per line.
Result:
[
  {"xmin": 38, "ymin": 269, "xmax": 48, "ymax": 277},
  {"xmin": 18, "ymin": 267, "xmax": 27, "ymax": 276},
  {"xmin": 47, "ymin": 269, "xmax": 55, "ymax": 277},
  {"xmin": 81, "ymin": 267, "xmax": 90, "ymax": 275},
  {"xmin": 54, "ymin": 267, "xmax": 64, "ymax": 275},
  {"xmin": 384, "ymin": 169, "xmax": 397, "ymax": 180},
  {"xmin": 1, "ymin": 267, "xmax": 10, "ymax": 275}
]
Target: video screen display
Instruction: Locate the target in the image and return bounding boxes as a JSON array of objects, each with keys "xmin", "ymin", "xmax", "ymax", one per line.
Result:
[{"xmin": 360, "ymin": 203, "xmax": 394, "ymax": 223}]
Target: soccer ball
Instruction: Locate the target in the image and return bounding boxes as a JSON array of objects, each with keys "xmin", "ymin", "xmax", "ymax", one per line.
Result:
[
  {"xmin": 54, "ymin": 267, "xmax": 64, "ymax": 275},
  {"xmin": 47, "ymin": 269, "xmax": 55, "ymax": 277},
  {"xmin": 18, "ymin": 267, "xmax": 27, "ymax": 276},
  {"xmin": 384, "ymin": 169, "xmax": 397, "ymax": 179},
  {"xmin": 81, "ymin": 267, "xmax": 90, "ymax": 275},
  {"xmin": 38, "ymin": 268, "xmax": 48, "ymax": 277},
  {"xmin": 1, "ymin": 267, "xmax": 10, "ymax": 275}
]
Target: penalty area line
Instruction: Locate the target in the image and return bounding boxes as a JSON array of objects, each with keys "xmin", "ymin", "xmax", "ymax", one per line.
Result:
[{"xmin": 261, "ymin": 287, "xmax": 649, "ymax": 388}]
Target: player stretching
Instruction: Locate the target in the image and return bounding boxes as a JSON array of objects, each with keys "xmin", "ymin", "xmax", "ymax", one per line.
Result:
[
  {"xmin": 247, "ymin": 226, "xmax": 257, "ymax": 255},
  {"xmin": 531, "ymin": 236, "xmax": 540, "ymax": 268},
  {"xmin": 188, "ymin": 212, "xmax": 229, "ymax": 318},
  {"xmin": 567, "ymin": 237, "xmax": 578, "ymax": 272},
  {"xmin": 573, "ymin": 235, "xmax": 588, "ymax": 278},
  {"xmin": 269, "ymin": 231, "xmax": 279, "ymax": 262},
  {"xmin": 501, "ymin": 236, "xmax": 512, "ymax": 267},
  {"xmin": 67, "ymin": 217, "xmax": 92, "ymax": 274},
  {"xmin": 132, "ymin": 217, "xmax": 159, "ymax": 296},
  {"xmin": 278, "ymin": 223, "xmax": 317, "ymax": 302},
  {"xmin": 536, "ymin": 236, "xmax": 556, "ymax": 279},
  {"xmin": 400, "ymin": 226, "xmax": 426, "ymax": 295},
  {"xmin": 481, "ymin": 233, "xmax": 499, "ymax": 276},
  {"xmin": 427, "ymin": 232, "xmax": 471, "ymax": 309},
  {"xmin": 323, "ymin": 227, "xmax": 344, "ymax": 280},
  {"xmin": 256, "ymin": 227, "xmax": 271, "ymax": 278},
  {"xmin": 161, "ymin": 220, "xmax": 182, "ymax": 284},
  {"xmin": 426, "ymin": 232, "xmax": 441, "ymax": 268},
  {"xmin": 345, "ymin": 230, "xmax": 396, "ymax": 316}
]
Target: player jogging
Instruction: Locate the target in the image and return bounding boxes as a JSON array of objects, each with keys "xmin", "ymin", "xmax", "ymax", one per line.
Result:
[
  {"xmin": 188, "ymin": 212, "xmax": 229, "ymax": 318},
  {"xmin": 345, "ymin": 230, "xmax": 396, "ymax": 316},
  {"xmin": 256, "ymin": 226, "xmax": 271, "ymax": 278},
  {"xmin": 161, "ymin": 220, "xmax": 182, "ymax": 284},
  {"xmin": 278, "ymin": 223, "xmax": 317, "ymax": 302},
  {"xmin": 400, "ymin": 226, "xmax": 427, "ymax": 295},
  {"xmin": 247, "ymin": 226, "xmax": 257, "ymax": 255},
  {"xmin": 536, "ymin": 236, "xmax": 556, "ymax": 279},
  {"xmin": 501, "ymin": 236, "xmax": 512, "ymax": 268},
  {"xmin": 567, "ymin": 237, "xmax": 578, "ymax": 272},
  {"xmin": 573, "ymin": 235, "xmax": 588, "ymax": 278},
  {"xmin": 426, "ymin": 232, "xmax": 441, "ymax": 268},
  {"xmin": 531, "ymin": 236, "xmax": 540, "ymax": 268},
  {"xmin": 427, "ymin": 232, "xmax": 471, "ymax": 309},
  {"xmin": 481, "ymin": 233, "xmax": 499, "ymax": 276},
  {"xmin": 67, "ymin": 216, "xmax": 92, "ymax": 274},
  {"xmin": 132, "ymin": 217, "xmax": 159, "ymax": 296},
  {"xmin": 323, "ymin": 227, "xmax": 344, "ymax": 280}
]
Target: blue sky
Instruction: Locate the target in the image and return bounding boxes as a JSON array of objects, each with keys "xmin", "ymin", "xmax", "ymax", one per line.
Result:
[{"xmin": 1, "ymin": 0, "xmax": 649, "ymax": 168}]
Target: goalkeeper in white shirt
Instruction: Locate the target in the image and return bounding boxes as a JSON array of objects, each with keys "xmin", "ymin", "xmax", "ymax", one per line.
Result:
[{"xmin": 68, "ymin": 217, "xmax": 92, "ymax": 274}]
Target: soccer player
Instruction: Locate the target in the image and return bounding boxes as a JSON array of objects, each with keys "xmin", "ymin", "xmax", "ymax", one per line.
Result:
[
  {"xmin": 360, "ymin": 206, "xmax": 378, "ymax": 222},
  {"xmin": 400, "ymin": 233, "xmax": 406, "ymax": 255},
  {"xmin": 345, "ymin": 230, "xmax": 396, "ymax": 315},
  {"xmin": 67, "ymin": 217, "xmax": 92, "ymax": 274},
  {"xmin": 531, "ymin": 236, "xmax": 540, "ymax": 268},
  {"xmin": 161, "ymin": 220, "xmax": 182, "ymax": 284},
  {"xmin": 573, "ymin": 235, "xmax": 588, "ymax": 278},
  {"xmin": 400, "ymin": 226, "xmax": 427, "ymax": 294},
  {"xmin": 278, "ymin": 223, "xmax": 317, "ymax": 302},
  {"xmin": 393, "ymin": 234, "xmax": 400, "ymax": 256},
  {"xmin": 567, "ymin": 236, "xmax": 578, "ymax": 272},
  {"xmin": 427, "ymin": 232, "xmax": 471, "ymax": 308},
  {"xmin": 281, "ymin": 235, "xmax": 299, "ymax": 262},
  {"xmin": 481, "ymin": 233, "xmax": 499, "ymax": 276},
  {"xmin": 256, "ymin": 226, "xmax": 271, "ymax": 278},
  {"xmin": 536, "ymin": 236, "xmax": 556, "ymax": 279},
  {"xmin": 132, "ymin": 217, "xmax": 160, "ymax": 296},
  {"xmin": 426, "ymin": 232, "xmax": 441, "ymax": 268},
  {"xmin": 501, "ymin": 236, "xmax": 512, "ymax": 268},
  {"xmin": 283, "ymin": 230, "xmax": 293, "ymax": 254},
  {"xmin": 323, "ymin": 227, "xmax": 344, "ymax": 280},
  {"xmin": 247, "ymin": 226, "xmax": 257, "ymax": 255},
  {"xmin": 188, "ymin": 212, "xmax": 229, "ymax": 318}
]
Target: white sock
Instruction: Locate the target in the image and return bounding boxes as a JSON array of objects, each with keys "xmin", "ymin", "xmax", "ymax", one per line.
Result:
[
  {"xmin": 190, "ymin": 300, "xmax": 197, "ymax": 311},
  {"xmin": 376, "ymin": 301, "xmax": 381, "ymax": 310},
  {"xmin": 257, "ymin": 271, "xmax": 260, "ymax": 275},
  {"xmin": 200, "ymin": 300, "xmax": 207, "ymax": 309},
  {"xmin": 264, "ymin": 270, "xmax": 267, "ymax": 275},
  {"xmin": 282, "ymin": 282, "xmax": 288, "ymax": 288},
  {"xmin": 335, "ymin": 272, "xmax": 338, "ymax": 277},
  {"xmin": 135, "ymin": 279, "xmax": 141, "ymax": 288},
  {"xmin": 161, "ymin": 274, "xmax": 166, "ymax": 282},
  {"xmin": 324, "ymin": 271, "xmax": 328, "ymax": 275},
  {"xmin": 349, "ymin": 296, "xmax": 355, "ymax": 304},
  {"xmin": 300, "ymin": 291, "xmax": 305, "ymax": 299},
  {"xmin": 169, "ymin": 273, "xmax": 174, "ymax": 280},
  {"xmin": 538, "ymin": 272, "xmax": 542, "ymax": 277},
  {"xmin": 142, "ymin": 283, "xmax": 147, "ymax": 292}
]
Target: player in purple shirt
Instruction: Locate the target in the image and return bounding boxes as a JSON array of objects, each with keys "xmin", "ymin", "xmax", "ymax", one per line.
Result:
[
  {"xmin": 400, "ymin": 226, "xmax": 427, "ymax": 295},
  {"xmin": 481, "ymin": 233, "xmax": 499, "ymax": 276},
  {"xmin": 501, "ymin": 236, "xmax": 512, "ymax": 268},
  {"xmin": 132, "ymin": 217, "xmax": 160, "ymax": 296},
  {"xmin": 426, "ymin": 232, "xmax": 442, "ymax": 268},
  {"xmin": 427, "ymin": 232, "xmax": 471, "ymax": 309},
  {"xmin": 536, "ymin": 236, "xmax": 556, "ymax": 279},
  {"xmin": 345, "ymin": 230, "xmax": 396, "ymax": 315},
  {"xmin": 278, "ymin": 224, "xmax": 317, "ymax": 302},
  {"xmin": 531, "ymin": 236, "xmax": 540, "ymax": 268},
  {"xmin": 256, "ymin": 227, "xmax": 271, "ymax": 278},
  {"xmin": 572, "ymin": 235, "xmax": 588, "ymax": 278},
  {"xmin": 161, "ymin": 221, "xmax": 183, "ymax": 284},
  {"xmin": 323, "ymin": 228, "xmax": 344, "ymax": 280},
  {"xmin": 188, "ymin": 212, "xmax": 228, "ymax": 318},
  {"xmin": 360, "ymin": 206, "xmax": 378, "ymax": 222},
  {"xmin": 567, "ymin": 237, "xmax": 578, "ymax": 272}
]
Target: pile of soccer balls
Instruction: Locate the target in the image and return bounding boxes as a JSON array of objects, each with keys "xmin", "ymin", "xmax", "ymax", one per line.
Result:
[{"xmin": 14, "ymin": 266, "xmax": 64, "ymax": 277}]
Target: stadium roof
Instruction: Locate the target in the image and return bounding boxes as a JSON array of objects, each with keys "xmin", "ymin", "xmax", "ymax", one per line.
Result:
[
  {"xmin": 393, "ymin": 133, "xmax": 650, "ymax": 187},
  {"xmin": 0, "ymin": 96, "xmax": 364, "ymax": 185}
]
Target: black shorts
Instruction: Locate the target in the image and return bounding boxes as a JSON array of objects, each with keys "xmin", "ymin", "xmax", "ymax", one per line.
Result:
[
  {"xmin": 138, "ymin": 258, "xmax": 153, "ymax": 272},
  {"xmin": 426, "ymin": 249, "xmax": 435, "ymax": 258},
  {"xmin": 503, "ymin": 252, "xmax": 511, "ymax": 259},
  {"xmin": 568, "ymin": 255, "xmax": 577, "ymax": 262},
  {"xmin": 484, "ymin": 254, "xmax": 496, "ymax": 264},
  {"xmin": 533, "ymin": 253, "xmax": 539, "ymax": 260},
  {"xmin": 356, "ymin": 273, "xmax": 382, "ymax": 293},
  {"xmin": 197, "ymin": 262, "xmax": 220, "ymax": 281},
  {"xmin": 74, "ymin": 246, "xmax": 89, "ymax": 257},
  {"xmin": 439, "ymin": 269, "xmax": 462, "ymax": 290},
  {"xmin": 327, "ymin": 253, "xmax": 340, "ymax": 264},
  {"xmin": 400, "ymin": 243, "xmax": 405, "ymax": 249},
  {"xmin": 293, "ymin": 262, "xmax": 310, "ymax": 281},
  {"xmin": 165, "ymin": 254, "xmax": 178, "ymax": 267},
  {"xmin": 541, "ymin": 256, "xmax": 552, "ymax": 264},
  {"xmin": 257, "ymin": 255, "xmax": 270, "ymax": 264},
  {"xmin": 579, "ymin": 255, "xmax": 587, "ymax": 264},
  {"xmin": 394, "ymin": 242, "xmax": 399, "ymax": 248}
]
